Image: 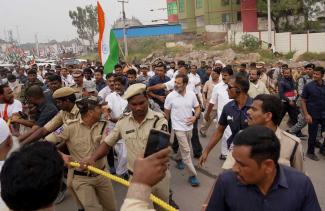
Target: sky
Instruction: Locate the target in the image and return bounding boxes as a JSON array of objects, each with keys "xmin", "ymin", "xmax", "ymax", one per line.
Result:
[{"xmin": 0, "ymin": 0, "xmax": 167, "ymax": 43}]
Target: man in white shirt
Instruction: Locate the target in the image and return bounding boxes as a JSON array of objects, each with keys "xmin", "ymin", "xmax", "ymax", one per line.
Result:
[
  {"xmin": 248, "ymin": 68, "xmax": 270, "ymax": 98},
  {"xmin": 98, "ymin": 73, "xmax": 115, "ymax": 100},
  {"xmin": 61, "ymin": 67, "xmax": 75, "ymax": 87},
  {"xmin": 105, "ymin": 76, "xmax": 128, "ymax": 179},
  {"xmin": 200, "ymin": 67, "xmax": 221, "ymax": 137},
  {"xmin": 204, "ymin": 68, "xmax": 233, "ymax": 159},
  {"xmin": 0, "ymin": 118, "xmax": 20, "ymax": 211},
  {"xmin": 166, "ymin": 61, "xmax": 176, "ymax": 79},
  {"xmin": 164, "ymin": 74, "xmax": 201, "ymax": 187},
  {"xmin": 0, "ymin": 84, "xmax": 23, "ymax": 122},
  {"xmin": 147, "ymin": 64, "xmax": 203, "ymax": 157}
]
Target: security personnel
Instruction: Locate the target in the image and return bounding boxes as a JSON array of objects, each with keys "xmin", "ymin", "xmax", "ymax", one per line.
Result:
[
  {"xmin": 70, "ymin": 69, "xmax": 85, "ymax": 99},
  {"xmin": 57, "ymin": 96, "xmax": 116, "ymax": 211},
  {"xmin": 199, "ymin": 76, "xmax": 253, "ymax": 166},
  {"xmin": 222, "ymin": 94, "xmax": 304, "ymax": 172},
  {"xmin": 20, "ymin": 87, "xmax": 80, "ymax": 145},
  {"xmin": 19, "ymin": 87, "xmax": 84, "ymax": 210},
  {"xmin": 82, "ymin": 83, "xmax": 170, "ymax": 211}
]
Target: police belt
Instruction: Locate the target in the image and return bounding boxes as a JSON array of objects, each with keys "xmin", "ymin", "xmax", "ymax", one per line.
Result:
[{"xmin": 74, "ymin": 166, "xmax": 105, "ymax": 177}]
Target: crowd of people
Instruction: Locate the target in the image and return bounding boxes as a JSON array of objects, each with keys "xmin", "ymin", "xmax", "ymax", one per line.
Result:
[{"xmin": 0, "ymin": 58, "xmax": 324, "ymax": 211}]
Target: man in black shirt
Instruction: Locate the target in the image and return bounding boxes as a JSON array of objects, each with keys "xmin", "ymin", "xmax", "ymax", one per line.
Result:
[
  {"xmin": 301, "ymin": 66, "xmax": 325, "ymax": 160},
  {"xmin": 26, "ymin": 85, "xmax": 58, "ymax": 127},
  {"xmin": 206, "ymin": 126, "xmax": 321, "ymax": 211}
]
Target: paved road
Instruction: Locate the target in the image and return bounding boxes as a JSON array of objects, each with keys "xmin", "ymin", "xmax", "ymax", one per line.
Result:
[{"xmin": 56, "ymin": 118, "xmax": 325, "ymax": 211}]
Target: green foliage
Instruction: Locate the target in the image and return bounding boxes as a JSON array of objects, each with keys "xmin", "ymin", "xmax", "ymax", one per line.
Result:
[
  {"xmin": 256, "ymin": 0, "xmax": 325, "ymax": 33},
  {"xmin": 239, "ymin": 34, "xmax": 260, "ymax": 51},
  {"xmin": 69, "ymin": 5, "xmax": 98, "ymax": 48},
  {"xmin": 298, "ymin": 52, "xmax": 325, "ymax": 61},
  {"xmin": 258, "ymin": 49, "xmax": 275, "ymax": 60},
  {"xmin": 284, "ymin": 51, "xmax": 296, "ymax": 60}
]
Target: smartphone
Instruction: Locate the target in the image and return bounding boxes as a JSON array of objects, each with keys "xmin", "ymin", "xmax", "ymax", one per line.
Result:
[{"xmin": 144, "ymin": 129, "xmax": 171, "ymax": 157}]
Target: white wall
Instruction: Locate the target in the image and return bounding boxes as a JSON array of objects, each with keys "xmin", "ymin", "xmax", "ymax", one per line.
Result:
[{"xmin": 228, "ymin": 31, "xmax": 325, "ymax": 53}]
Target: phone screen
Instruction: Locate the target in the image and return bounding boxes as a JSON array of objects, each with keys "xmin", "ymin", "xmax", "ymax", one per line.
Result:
[{"xmin": 144, "ymin": 129, "xmax": 170, "ymax": 157}]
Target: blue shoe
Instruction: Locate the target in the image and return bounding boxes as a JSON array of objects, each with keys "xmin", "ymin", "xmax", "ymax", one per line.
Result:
[
  {"xmin": 188, "ymin": 176, "xmax": 200, "ymax": 187},
  {"xmin": 176, "ymin": 160, "xmax": 185, "ymax": 170}
]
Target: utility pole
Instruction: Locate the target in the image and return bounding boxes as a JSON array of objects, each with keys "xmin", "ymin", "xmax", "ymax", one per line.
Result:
[
  {"xmin": 15, "ymin": 25, "xmax": 21, "ymax": 46},
  {"xmin": 267, "ymin": 0, "xmax": 272, "ymax": 46},
  {"xmin": 35, "ymin": 34, "xmax": 39, "ymax": 57},
  {"xmin": 118, "ymin": 0, "xmax": 129, "ymax": 58}
]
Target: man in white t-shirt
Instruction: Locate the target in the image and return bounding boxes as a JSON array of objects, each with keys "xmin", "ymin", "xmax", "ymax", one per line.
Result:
[
  {"xmin": 0, "ymin": 84, "xmax": 23, "ymax": 121},
  {"xmin": 166, "ymin": 61, "xmax": 176, "ymax": 79},
  {"xmin": 98, "ymin": 73, "xmax": 115, "ymax": 100},
  {"xmin": 0, "ymin": 118, "xmax": 20, "ymax": 211},
  {"xmin": 164, "ymin": 74, "xmax": 201, "ymax": 187},
  {"xmin": 204, "ymin": 68, "xmax": 233, "ymax": 160},
  {"xmin": 60, "ymin": 67, "xmax": 75, "ymax": 87},
  {"xmin": 105, "ymin": 76, "xmax": 128, "ymax": 179},
  {"xmin": 200, "ymin": 67, "xmax": 221, "ymax": 137}
]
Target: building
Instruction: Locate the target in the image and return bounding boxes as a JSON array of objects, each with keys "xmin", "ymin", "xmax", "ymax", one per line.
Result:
[
  {"xmin": 171, "ymin": 0, "xmax": 257, "ymax": 33},
  {"xmin": 112, "ymin": 24, "xmax": 182, "ymax": 39}
]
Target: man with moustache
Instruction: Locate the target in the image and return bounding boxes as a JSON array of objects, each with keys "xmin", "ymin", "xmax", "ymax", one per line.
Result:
[
  {"xmin": 81, "ymin": 83, "xmax": 170, "ymax": 211},
  {"xmin": 222, "ymin": 94, "xmax": 304, "ymax": 172},
  {"xmin": 205, "ymin": 126, "xmax": 320, "ymax": 211}
]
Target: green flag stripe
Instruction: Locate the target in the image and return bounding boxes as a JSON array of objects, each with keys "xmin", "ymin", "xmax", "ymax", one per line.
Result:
[{"xmin": 103, "ymin": 30, "xmax": 119, "ymax": 74}]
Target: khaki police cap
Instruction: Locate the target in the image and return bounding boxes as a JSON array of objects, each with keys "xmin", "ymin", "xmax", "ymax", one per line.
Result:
[
  {"xmin": 72, "ymin": 69, "xmax": 83, "ymax": 77},
  {"xmin": 123, "ymin": 83, "xmax": 146, "ymax": 100},
  {"xmin": 53, "ymin": 87, "xmax": 77, "ymax": 99}
]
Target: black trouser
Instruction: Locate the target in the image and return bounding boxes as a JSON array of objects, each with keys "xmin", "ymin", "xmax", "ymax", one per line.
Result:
[
  {"xmin": 280, "ymin": 102, "xmax": 299, "ymax": 125},
  {"xmin": 172, "ymin": 118, "xmax": 202, "ymax": 157},
  {"xmin": 307, "ymin": 118, "xmax": 325, "ymax": 154},
  {"xmin": 107, "ymin": 149, "xmax": 115, "ymax": 169}
]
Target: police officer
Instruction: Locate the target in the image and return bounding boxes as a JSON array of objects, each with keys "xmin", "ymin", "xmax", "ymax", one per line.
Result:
[
  {"xmin": 20, "ymin": 87, "xmax": 84, "ymax": 210},
  {"xmin": 70, "ymin": 69, "xmax": 84, "ymax": 98},
  {"xmin": 82, "ymin": 83, "xmax": 170, "ymax": 211},
  {"xmin": 20, "ymin": 87, "xmax": 80, "ymax": 145},
  {"xmin": 222, "ymin": 94, "xmax": 304, "ymax": 172},
  {"xmin": 57, "ymin": 96, "xmax": 116, "ymax": 211}
]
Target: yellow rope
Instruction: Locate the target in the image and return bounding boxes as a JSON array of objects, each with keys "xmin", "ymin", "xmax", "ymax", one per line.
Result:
[{"xmin": 69, "ymin": 162, "xmax": 178, "ymax": 211}]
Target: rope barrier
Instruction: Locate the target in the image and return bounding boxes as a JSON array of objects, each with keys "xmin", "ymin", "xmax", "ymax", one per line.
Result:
[{"xmin": 69, "ymin": 162, "xmax": 178, "ymax": 211}]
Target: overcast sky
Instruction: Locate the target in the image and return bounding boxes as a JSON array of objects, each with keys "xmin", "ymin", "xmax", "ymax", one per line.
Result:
[{"xmin": 0, "ymin": 0, "xmax": 167, "ymax": 43}]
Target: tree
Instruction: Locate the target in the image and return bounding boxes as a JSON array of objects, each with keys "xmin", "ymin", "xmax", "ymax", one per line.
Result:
[
  {"xmin": 257, "ymin": 0, "xmax": 325, "ymax": 33},
  {"xmin": 69, "ymin": 5, "xmax": 98, "ymax": 48}
]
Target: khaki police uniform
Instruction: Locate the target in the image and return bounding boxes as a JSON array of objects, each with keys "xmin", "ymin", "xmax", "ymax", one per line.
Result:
[
  {"xmin": 104, "ymin": 109, "xmax": 169, "ymax": 210},
  {"xmin": 70, "ymin": 69, "xmax": 84, "ymax": 99},
  {"xmin": 43, "ymin": 87, "xmax": 80, "ymax": 143},
  {"xmin": 57, "ymin": 118, "xmax": 116, "ymax": 211},
  {"xmin": 222, "ymin": 128, "xmax": 304, "ymax": 172},
  {"xmin": 70, "ymin": 83, "xmax": 83, "ymax": 99},
  {"xmin": 42, "ymin": 87, "xmax": 84, "ymax": 209},
  {"xmin": 103, "ymin": 82, "xmax": 170, "ymax": 211}
]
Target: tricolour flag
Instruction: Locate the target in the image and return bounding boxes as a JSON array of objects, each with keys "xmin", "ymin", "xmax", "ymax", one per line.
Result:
[{"xmin": 97, "ymin": 0, "xmax": 119, "ymax": 74}]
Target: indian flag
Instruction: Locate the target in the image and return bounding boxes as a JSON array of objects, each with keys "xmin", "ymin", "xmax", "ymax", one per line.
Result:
[{"xmin": 97, "ymin": 0, "xmax": 119, "ymax": 74}]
